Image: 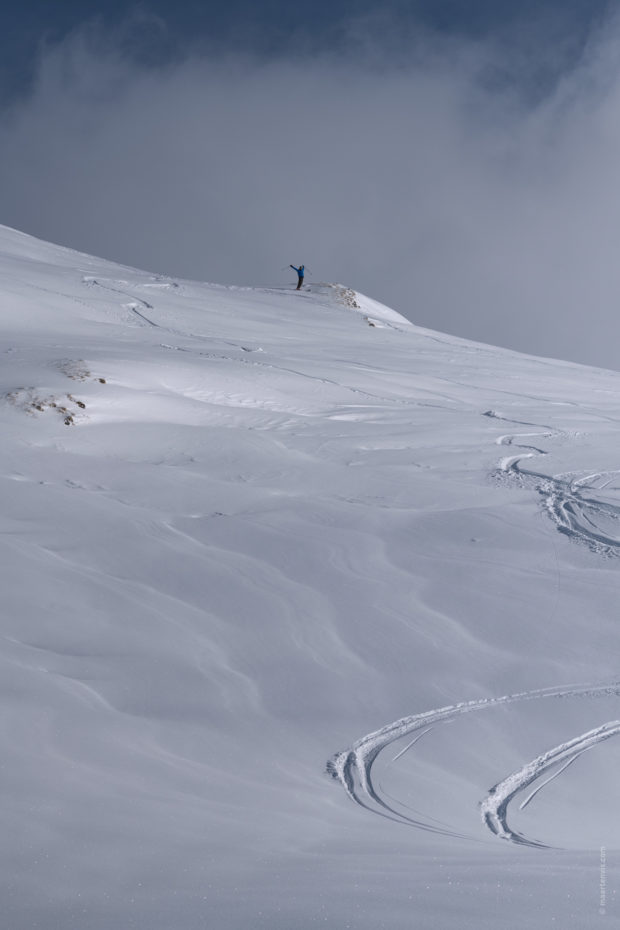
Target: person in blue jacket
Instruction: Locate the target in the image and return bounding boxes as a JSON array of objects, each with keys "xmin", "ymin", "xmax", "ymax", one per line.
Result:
[{"xmin": 290, "ymin": 264, "xmax": 305, "ymax": 290}]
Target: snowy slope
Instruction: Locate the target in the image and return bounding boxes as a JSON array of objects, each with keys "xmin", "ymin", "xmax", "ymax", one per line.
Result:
[{"xmin": 3, "ymin": 224, "xmax": 620, "ymax": 928}]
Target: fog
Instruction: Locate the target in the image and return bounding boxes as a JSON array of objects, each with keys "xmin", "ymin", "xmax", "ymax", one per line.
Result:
[{"xmin": 2, "ymin": 13, "xmax": 620, "ymax": 368}]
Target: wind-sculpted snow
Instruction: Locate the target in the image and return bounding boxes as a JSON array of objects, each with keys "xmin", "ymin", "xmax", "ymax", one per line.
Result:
[
  {"xmin": 328, "ymin": 683, "xmax": 620, "ymax": 846},
  {"xmin": 480, "ymin": 721, "xmax": 620, "ymax": 847},
  {"xmin": 6, "ymin": 224, "xmax": 620, "ymax": 926},
  {"xmin": 486, "ymin": 410, "xmax": 620, "ymax": 555}
]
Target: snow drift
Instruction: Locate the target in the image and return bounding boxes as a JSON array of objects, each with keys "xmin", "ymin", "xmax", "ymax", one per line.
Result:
[{"xmin": 2, "ymin": 224, "xmax": 620, "ymax": 928}]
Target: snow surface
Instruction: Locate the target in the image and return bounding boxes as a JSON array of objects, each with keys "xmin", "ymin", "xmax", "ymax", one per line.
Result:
[{"xmin": 3, "ymin": 223, "xmax": 620, "ymax": 927}]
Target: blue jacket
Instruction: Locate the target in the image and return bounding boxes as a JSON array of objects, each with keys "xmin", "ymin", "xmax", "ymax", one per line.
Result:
[{"xmin": 290, "ymin": 265, "xmax": 305, "ymax": 277}]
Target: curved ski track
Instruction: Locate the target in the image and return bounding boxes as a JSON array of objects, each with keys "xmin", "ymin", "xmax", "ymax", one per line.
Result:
[
  {"xmin": 485, "ymin": 411, "xmax": 620, "ymax": 555},
  {"xmin": 327, "ymin": 682, "xmax": 620, "ymax": 846},
  {"xmin": 480, "ymin": 720, "xmax": 620, "ymax": 847}
]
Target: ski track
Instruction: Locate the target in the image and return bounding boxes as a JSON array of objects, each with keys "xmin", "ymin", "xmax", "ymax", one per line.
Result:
[
  {"xmin": 84, "ymin": 278, "xmax": 157, "ymax": 324},
  {"xmin": 327, "ymin": 682, "xmax": 620, "ymax": 846},
  {"xmin": 485, "ymin": 410, "xmax": 620, "ymax": 555},
  {"xmin": 87, "ymin": 278, "xmax": 458, "ymax": 414},
  {"xmin": 480, "ymin": 721, "xmax": 620, "ymax": 847},
  {"xmin": 518, "ymin": 750, "xmax": 584, "ymax": 812},
  {"xmin": 329, "ymin": 415, "xmax": 620, "ymax": 843}
]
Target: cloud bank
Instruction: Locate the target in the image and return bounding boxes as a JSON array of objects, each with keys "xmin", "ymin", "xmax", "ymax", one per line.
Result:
[{"xmin": 2, "ymin": 14, "xmax": 620, "ymax": 369}]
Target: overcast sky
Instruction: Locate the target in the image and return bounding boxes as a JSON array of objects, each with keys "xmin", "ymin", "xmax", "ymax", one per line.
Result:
[{"xmin": 3, "ymin": 1, "xmax": 620, "ymax": 369}]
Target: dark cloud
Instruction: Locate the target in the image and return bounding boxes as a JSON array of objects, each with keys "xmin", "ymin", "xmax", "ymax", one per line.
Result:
[
  {"xmin": 2, "ymin": 12, "xmax": 620, "ymax": 369},
  {"xmin": 1, "ymin": 0, "xmax": 610, "ymax": 104}
]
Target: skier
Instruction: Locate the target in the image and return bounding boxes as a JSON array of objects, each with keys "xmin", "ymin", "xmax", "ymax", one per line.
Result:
[{"xmin": 290, "ymin": 264, "xmax": 305, "ymax": 290}]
